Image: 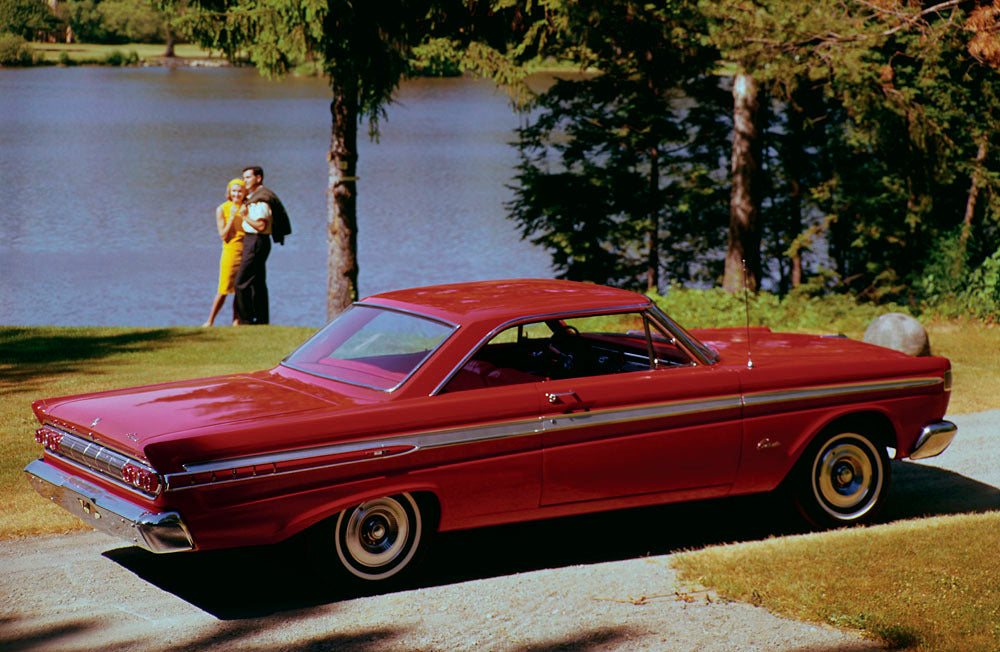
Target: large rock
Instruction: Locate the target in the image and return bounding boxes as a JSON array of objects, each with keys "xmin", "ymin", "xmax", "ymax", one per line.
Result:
[{"xmin": 863, "ymin": 312, "xmax": 930, "ymax": 356}]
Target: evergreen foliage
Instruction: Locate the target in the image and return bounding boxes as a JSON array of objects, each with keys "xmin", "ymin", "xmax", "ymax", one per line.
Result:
[
  {"xmin": 507, "ymin": 0, "xmax": 1000, "ymax": 317},
  {"xmin": 0, "ymin": 0, "xmax": 61, "ymax": 40},
  {"xmin": 508, "ymin": 0, "xmax": 731, "ymax": 292},
  {"xmin": 509, "ymin": 71, "xmax": 730, "ymax": 290}
]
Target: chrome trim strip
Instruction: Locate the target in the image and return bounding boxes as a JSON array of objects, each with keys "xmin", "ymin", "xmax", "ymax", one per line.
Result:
[
  {"xmin": 163, "ymin": 376, "xmax": 946, "ymax": 492},
  {"xmin": 180, "ymin": 440, "xmax": 421, "ymax": 475},
  {"xmin": 24, "ymin": 459, "xmax": 193, "ymax": 553},
  {"xmin": 165, "ymin": 416, "xmax": 545, "ymax": 490},
  {"xmin": 543, "ymin": 395, "xmax": 741, "ymax": 431},
  {"xmin": 742, "ymin": 377, "xmax": 942, "ymax": 408},
  {"xmin": 646, "ymin": 304, "xmax": 719, "ymax": 365},
  {"xmin": 281, "ymin": 303, "xmax": 460, "ymax": 393},
  {"xmin": 164, "ymin": 394, "xmax": 743, "ymax": 491}
]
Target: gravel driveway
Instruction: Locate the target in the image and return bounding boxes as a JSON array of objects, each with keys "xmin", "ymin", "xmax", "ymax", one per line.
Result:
[{"xmin": 2, "ymin": 409, "xmax": 997, "ymax": 652}]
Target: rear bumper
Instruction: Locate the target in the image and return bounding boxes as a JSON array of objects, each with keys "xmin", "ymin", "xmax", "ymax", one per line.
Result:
[
  {"xmin": 24, "ymin": 459, "xmax": 194, "ymax": 553},
  {"xmin": 910, "ymin": 421, "xmax": 958, "ymax": 460}
]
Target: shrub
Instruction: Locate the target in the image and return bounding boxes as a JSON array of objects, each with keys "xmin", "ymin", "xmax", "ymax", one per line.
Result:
[
  {"xmin": 0, "ymin": 31, "xmax": 32, "ymax": 66},
  {"xmin": 651, "ymin": 286, "xmax": 914, "ymax": 335},
  {"xmin": 961, "ymin": 247, "xmax": 1000, "ymax": 321},
  {"xmin": 104, "ymin": 48, "xmax": 138, "ymax": 66}
]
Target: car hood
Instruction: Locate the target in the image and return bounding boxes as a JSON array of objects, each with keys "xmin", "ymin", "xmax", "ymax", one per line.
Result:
[
  {"xmin": 691, "ymin": 326, "xmax": 948, "ymax": 380},
  {"xmin": 693, "ymin": 326, "xmax": 900, "ymax": 360},
  {"xmin": 32, "ymin": 370, "xmax": 356, "ymax": 451}
]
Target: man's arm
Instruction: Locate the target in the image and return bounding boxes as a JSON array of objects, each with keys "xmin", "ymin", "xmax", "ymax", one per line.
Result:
[{"xmin": 243, "ymin": 201, "xmax": 272, "ymax": 233}]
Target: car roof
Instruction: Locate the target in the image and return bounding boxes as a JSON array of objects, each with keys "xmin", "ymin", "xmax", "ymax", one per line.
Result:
[{"xmin": 362, "ymin": 279, "xmax": 651, "ymax": 325}]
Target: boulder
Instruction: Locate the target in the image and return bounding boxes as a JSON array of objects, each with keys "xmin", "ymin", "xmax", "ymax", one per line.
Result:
[{"xmin": 863, "ymin": 312, "xmax": 930, "ymax": 356}]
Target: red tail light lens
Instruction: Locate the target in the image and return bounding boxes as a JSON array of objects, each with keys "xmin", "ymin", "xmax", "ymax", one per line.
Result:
[
  {"xmin": 121, "ymin": 463, "xmax": 161, "ymax": 495},
  {"xmin": 35, "ymin": 427, "xmax": 63, "ymax": 452}
]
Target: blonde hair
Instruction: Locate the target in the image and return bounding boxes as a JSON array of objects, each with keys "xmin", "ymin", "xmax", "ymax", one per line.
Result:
[{"xmin": 226, "ymin": 178, "xmax": 246, "ymax": 199}]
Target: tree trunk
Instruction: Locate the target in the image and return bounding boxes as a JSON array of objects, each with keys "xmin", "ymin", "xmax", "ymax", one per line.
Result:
[
  {"xmin": 164, "ymin": 23, "xmax": 176, "ymax": 58},
  {"xmin": 647, "ymin": 146, "xmax": 660, "ymax": 293},
  {"xmin": 723, "ymin": 71, "xmax": 764, "ymax": 293},
  {"xmin": 954, "ymin": 139, "xmax": 988, "ymax": 279},
  {"xmin": 327, "ymin": 84, "xmax": 360, "ymax": 319},
  {"xmin": 786, "ymin": 97, "xmax": 806, "ymax": 290}
]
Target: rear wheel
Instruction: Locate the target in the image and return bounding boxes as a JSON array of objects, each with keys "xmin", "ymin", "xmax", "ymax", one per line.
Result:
[
  {"xmin": 793, "ymin": 429, "xmax": 890, "ymax": 528},
  {"xmin": 334, "ymin": 493, "xmax": 424, "ymax": 582}
]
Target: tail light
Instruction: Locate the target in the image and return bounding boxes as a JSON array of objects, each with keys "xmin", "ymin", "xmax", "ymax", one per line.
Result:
[
  {"xmin": 121, "ymin": 463, "xmax": 161, "ymax": 495},
  {"xmin": 35, "ymin": 427, "xmax": 63, "ymax": 452}
]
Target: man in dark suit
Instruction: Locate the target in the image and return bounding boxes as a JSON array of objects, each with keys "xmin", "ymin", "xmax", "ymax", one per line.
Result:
[{"xmin": 234, "ymin": 166, "xmax": 291, "ymax": 324}]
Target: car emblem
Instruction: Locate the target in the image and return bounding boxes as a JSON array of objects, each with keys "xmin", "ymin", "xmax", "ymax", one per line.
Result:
[
  {"xmin": 91, "ymin": 417, "xmax": 101, "ymax": 428},
  {"xmin": 127, "ymin": 433, "xmax": 139, "ymax": 442}
]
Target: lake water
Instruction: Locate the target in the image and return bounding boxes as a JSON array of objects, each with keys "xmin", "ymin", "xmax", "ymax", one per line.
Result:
[{"xmin": 0, "ymin": 66, "xmax": 554, "ymax": 327}]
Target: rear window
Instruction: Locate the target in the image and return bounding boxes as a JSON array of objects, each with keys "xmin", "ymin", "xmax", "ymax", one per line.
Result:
[{"xmin": 282, "ymin": 305, "xmax": 455, "ymax": 391}]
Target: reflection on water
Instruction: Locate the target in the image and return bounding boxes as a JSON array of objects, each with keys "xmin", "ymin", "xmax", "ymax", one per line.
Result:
[{"xmin": 0, "ymin": 67, "xmax": 552, "ymax": 327}]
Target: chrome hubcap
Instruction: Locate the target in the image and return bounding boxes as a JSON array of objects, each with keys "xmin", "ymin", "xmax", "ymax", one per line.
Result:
[
  {"xmin": 335, "ymin": 493, "xmax": 422, "ymax": 580},
  {"xmin": 345, "ymin": 498, "xmax": 409, "ymax": 568},
  {"xmin": 813, "ymin": 435, "xmax": 883, "ymax": 519}
]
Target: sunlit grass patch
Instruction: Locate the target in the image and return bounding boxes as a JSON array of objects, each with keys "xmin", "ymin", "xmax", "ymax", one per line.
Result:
[
  {"xmin": 28, "ymin": 42, "xmax": 218, "ymax": 64},
  {"xmin": 673, "ymin": 512, "xmax": 1000, "ymax": 651},
  {"xmin": 924, "ymin": 321, "xmax": 1000, "ymax": 415}
]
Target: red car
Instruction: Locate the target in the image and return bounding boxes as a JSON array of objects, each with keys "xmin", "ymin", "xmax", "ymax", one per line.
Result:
[{"xmin": 25, "ymin": 279, "xmax": 956, "ymax": 583}]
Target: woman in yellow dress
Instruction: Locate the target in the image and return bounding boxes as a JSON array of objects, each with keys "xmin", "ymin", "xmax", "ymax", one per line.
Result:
[{"xmin": 203, "ymin": 178, "xmax": 248, "ymax": 326}]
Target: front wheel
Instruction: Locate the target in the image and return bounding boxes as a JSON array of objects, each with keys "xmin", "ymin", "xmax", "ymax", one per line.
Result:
[{"xmin": 792, "ymin": 429, "xmax": 891, "ymax": 528}]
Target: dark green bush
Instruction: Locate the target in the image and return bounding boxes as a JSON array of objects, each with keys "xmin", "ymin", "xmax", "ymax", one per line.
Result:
[
  {"xmin": 104, "ymin": 48, "xmax": 138, "ymax": 66},
  {"xmin": 0, "ymin": 31, "xmax": 32, "ymax": 66}
]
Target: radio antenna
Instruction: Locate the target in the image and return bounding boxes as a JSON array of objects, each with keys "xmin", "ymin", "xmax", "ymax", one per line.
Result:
[{"xmin": 743, "ymin": 259, "xmax": 754, "ymax": 370}]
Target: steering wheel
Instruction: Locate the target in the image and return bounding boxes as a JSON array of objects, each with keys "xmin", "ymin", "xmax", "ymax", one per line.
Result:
[{"xmin": 546, "ymin": 327, "xmax": 580, "ymax": 372}]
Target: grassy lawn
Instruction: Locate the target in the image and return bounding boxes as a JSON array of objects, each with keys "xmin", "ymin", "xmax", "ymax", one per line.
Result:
[
  {"xmin": 28, "ymin": 42, "xmax": 222, "ymax": 64},
  {"xmin": 2, "ymin": 319, "xmax": 998, "ymax": 650},
  {"xmin": 673, "ymin": 513, "xmax": 1000, "ymax": 651}
]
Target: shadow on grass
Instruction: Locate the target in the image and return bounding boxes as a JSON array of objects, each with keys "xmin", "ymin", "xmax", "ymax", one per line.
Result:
[
  {"xmin": 0, "ymin": 327, "xmax": 204, "ymax": 388},
  {"xmin": 104, "ymin": 459, "xmax": 999, "ymax": 622}
]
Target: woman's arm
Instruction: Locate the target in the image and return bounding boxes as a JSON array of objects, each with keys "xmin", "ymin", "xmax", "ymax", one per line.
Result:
[{"xmin": 216, "ymin": 204, "xmax": 229, "ymax": 240}]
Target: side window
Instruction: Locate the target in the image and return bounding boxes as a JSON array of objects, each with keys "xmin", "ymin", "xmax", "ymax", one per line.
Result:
[
  {"xmin": 440, "ymin": 311, "xmax": 693, "ymax": 394},
  {"xmin": 440, "ymin": 323, "xmax": 552, "ymax": 393}
]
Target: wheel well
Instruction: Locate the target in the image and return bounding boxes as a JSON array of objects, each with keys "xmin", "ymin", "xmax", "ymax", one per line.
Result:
[
  {"xmin": 412, "ymin": 491, "xmax": 442, "ymax": 533},
  {"xmin": 819, "ymin": 411, "xmax": 896, "ymax": 452}
]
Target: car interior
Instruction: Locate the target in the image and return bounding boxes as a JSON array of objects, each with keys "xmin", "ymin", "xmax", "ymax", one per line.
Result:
[{"xmin": 441, "ymin": 313, "xmax": 693, "ymax": 393}]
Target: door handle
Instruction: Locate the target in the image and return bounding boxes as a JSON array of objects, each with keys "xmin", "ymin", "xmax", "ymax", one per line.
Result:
[
  {"xmin": 546, "ymin": 391, "xmax": 593, "ymax": 411},
  {"xmin": 547, "ymin": 391, "xmax": 577, "ymax": 404}
]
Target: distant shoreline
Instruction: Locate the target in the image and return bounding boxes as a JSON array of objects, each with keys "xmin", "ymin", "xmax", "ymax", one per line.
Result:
[{"xmin": 24, "ymin": 42, "xmax": 233, "ymax": 68}]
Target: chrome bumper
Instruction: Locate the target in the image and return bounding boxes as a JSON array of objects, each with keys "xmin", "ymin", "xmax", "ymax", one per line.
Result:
[
  {"xmin": 910, "ymin": 420, "xmax": 958, "ymax": 460},
  {"xmin": 24, "ymin": 459, "xmax": 194, "ymax": 553}
]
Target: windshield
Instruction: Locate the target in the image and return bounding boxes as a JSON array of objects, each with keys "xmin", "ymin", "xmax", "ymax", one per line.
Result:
[{"xmin": 282, "ymin": 304, "xmax": 456, "ymax": 391}]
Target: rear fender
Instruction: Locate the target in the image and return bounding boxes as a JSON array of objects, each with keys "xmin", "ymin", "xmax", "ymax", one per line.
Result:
[{"xmin": 281, "ymin": 480, "xmax": 442, "ymax": 540}]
